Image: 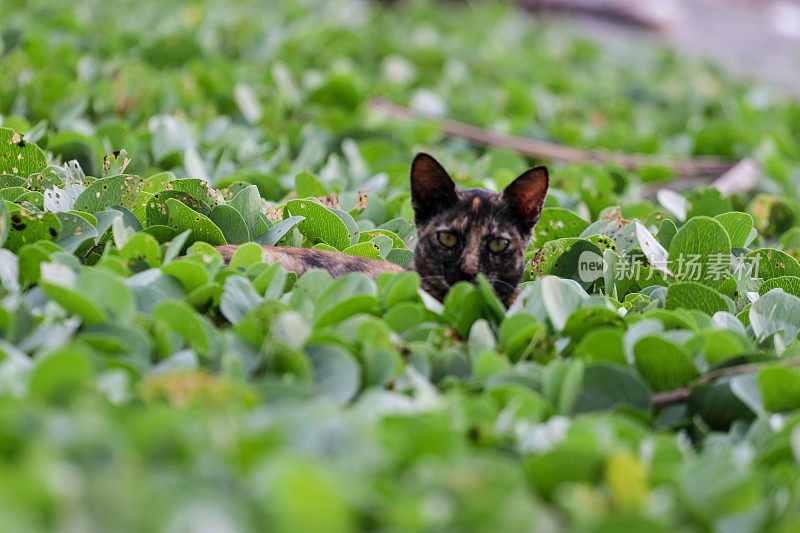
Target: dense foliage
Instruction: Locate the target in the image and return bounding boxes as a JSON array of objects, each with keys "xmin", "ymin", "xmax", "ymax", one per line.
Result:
[{"xmin": 2, "ymin": 0, "xmax": 800, "ymax": 531}]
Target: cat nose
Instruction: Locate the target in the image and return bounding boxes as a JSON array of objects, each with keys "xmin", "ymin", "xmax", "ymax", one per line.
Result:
[{"xmin": 462, "ymin": 257, "xmax": 479, "ymax": 276}]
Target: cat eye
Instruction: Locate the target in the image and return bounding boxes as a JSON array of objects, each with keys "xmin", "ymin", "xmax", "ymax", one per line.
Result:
[
  {"xmin": 437, "ymin": 231, "xmax": 459, "ymax": 248},
  {"xmin": 487, "ymin": 238, "xmax": 509, "ymax": 253}
]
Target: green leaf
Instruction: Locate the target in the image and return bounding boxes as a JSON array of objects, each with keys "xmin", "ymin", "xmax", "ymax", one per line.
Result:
[
  {"xmin": 161, "ymin": 259, "xmax": 210, "ymax": 292},
  {"xmin": 4, "ymin": 208, "xmax": 61, "ymax": 252},
  {"xmin": 759, "ymin": 276, "xmax": 800, "ymax": 298},
  {"xmin": 656, "ymin": 219, "xmax": 678, "ymax": 249},
  {"xmin": 580, "ymin": 215, "xmax": 639, "ymax": 255},
  {"xmin": 524, "ymin": 449, "xmax": 602, "ymax": 499},
  {"xmin": 533, "ymin": 208, "xmax": 590, "ymax": 247},
  {"xmin": 572, "ymin": 362, "xmax": 652, "ymax": 413},
  {"xmin": 229, "ymin": 184, "xmax": 261, "ymax": 239},
  {"xmin": 268, "ymin": 461, "xmax": 355, "ymax": 533},
  {"xmin": 40, "ymin": 264, "xmax": 107, "ymax": 325},
  {"xmin": 163, "ymin": 229, "xmax": 191, "ymax": 264},
  {"xmin": 74, "ymin": 174, "xmax": 143, "ymax": 212},
  {"xmin": 386, "ymin": 248, "xmax": 414, "ymax": 268},
  {"xmin": 146, "ymin": 190, "xmax": 210, "ymax": 226},
  {"xmin": 665, "ymin": 281, "xmax": 731, "ymax": 314},
  {"xmin": 541, "ymin": 276, "xmax": 586, "ymax": 331},
  {"xmin": 496, "ymin": 314, "xmax": 540, "ymax": 362},
  {"xmin": 442, "ymin": 283, "xmax": 484, "ymax": 337},
  {"xmin": 294, "ymin": 172, "xmax": 329, "ymax": 198},
  {"xmin": 152, "ymin": 300, "xmax": 211, "ymax": 353},
  {"xmin": 757, "ymin": 367, "xmax": 800, "ymax": 412},
  {"xmin": 29, "ymin": 348, "xmax": 93, "ymax": 404},
  {"xmin": 359, "ymin": 228, "xmax": 407, "ymax": 249},
  {"xmin": 306, "ymin": 343, "xmax": 360, "ymax": 404},
  {"xmin": 314, "ymin": 274, "xmax": 377, "ymax": 328},
  {"xmin": 714, "ymin": 212, "xmax": 753, "ymax": 248},
  {"xmin": 686, "ymin": 188, "xmax": 732, "ymax": 218},
  {"xmin": 166, "ymin": 198, "xmax": 226, "ymax": 246},
  {"xmin": 209, "ymin": 204, "xmax": 249, "ymax": 245},
  {"xmin": 307, "ymin": 72, "xmax": 362, "ymax": 111},
  {"xmin": 77, "ymin": 268, "xmax": 136, "ymax": 321},
  {"xmin": 220, "ymin": 275, "xmax": 262, "ymax": 324},
  {"xmin": 229, "ymin": 242, "xmax": 264, "ymax": 271},
  {"xmin": 668, "ymin": 216, "xmax": 731, "ymax": 287},
  {"xmin": 119, "ymin": 232, "xmax": 162, "ymax": 268},
  {"xmin": 633, "ymin": 336, "xmax": 699, "ymax": 391},
  {"xmin": 0, "ymin": 128, "xmax": 46, "ymax": 176},
  {"xmin": 574, "ymin": 327, "xmax": 626, "ymax": 364},
  {"xmin": 54, "ymin": 212, "xmax": 98, "ymax": 253},
  {"xmin": 749, "ymin": 289, "xmax": 800, "ymax": 345},
  {"xmin": 562, "ymin": 307, "xmax": 624, "ymax": 345},
  {"xmin": 531, "ymin": 238, "xmax": 602, "ymax": 289},
  {"xmin": 255, "ymin": 215, "xmax": 305, "ymax": 246},
  {"xmin": 169, "ymin": 178, "xmax": 221, "ymax": 208},
  {"xmin": 141, "ymin": 171, "xmax": 176, "ymax": 193},
  {"xmin": 15, "ymin": 190, "xmax": 44, "ymax": 210},
  {"xmin": 252, "ymin": 262, "xmax": 289, "ymax": 299},
  {"xmin": 0, "ymin": 187, "xmax": 29, "ymax": 202},
  {"xmin": 342, "ymin": 242, "xmax": 381, "ymax": 259},
  {"xmin": 746, "ymin": 248, "xmax": 800, "ymax": 280},
  {"xmin": 0, "ymin": 201, "xmax": 11, "ymax": 248},
  {"xmin": 17, "ymin": 243, "xmax": 52, "ymax": 286},
  {"xmin": 284, "ymin": 199, "xmax": 350, "ymax": 250}
]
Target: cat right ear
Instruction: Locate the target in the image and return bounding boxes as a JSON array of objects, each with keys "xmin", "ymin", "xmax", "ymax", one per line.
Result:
[
  {"xmin": 502, "ymin": 165, "xmax": 549, "ymax": 231},
  {"xmin": 410, "ymin": 153, "xmax": 458, "ymax": 223}
]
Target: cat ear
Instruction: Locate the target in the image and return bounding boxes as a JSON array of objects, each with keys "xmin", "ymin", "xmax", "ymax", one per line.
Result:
[
  {"xmin": 502, "ymin": 166, "xmax": 549, "ymax": 230},
  {"xmin": 410, "ymin": 153, "xmax": 458, "ymax": 222}
]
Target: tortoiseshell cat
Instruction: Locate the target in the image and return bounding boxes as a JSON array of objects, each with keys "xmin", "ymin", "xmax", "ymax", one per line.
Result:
[{"xmin": 217, "ymin": 153, "xmax": 549, "ymax": 306}]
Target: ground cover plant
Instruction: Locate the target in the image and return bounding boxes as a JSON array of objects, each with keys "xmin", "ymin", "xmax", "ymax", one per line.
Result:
[{"xmin": 2, "ymin": 0, "xmax": 800, "ymax": 531}]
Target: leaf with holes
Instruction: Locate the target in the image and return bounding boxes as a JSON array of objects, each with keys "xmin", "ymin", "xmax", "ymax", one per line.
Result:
[
  {"xmin": 74, "ymin": 174, "xmax": 144, "ymax": 212},
  {"xmin": 0, "ymin": 128, "xmax": 46, "ymax": 177},
  {"xmin": 4, "ymin": 207, "xmax": 61, "ymax": 252},
  {"xmin": 746, "ymin": 248, "xmax": 800, "ymax": 280},
  {"xmin": 533, "ymin": 208, "xmax": 590, "ymax": 247},
  {"xmin": 146, "ymin": 190, "xmax": 210, "ymax": 226},
  {"xmin": 165, "ymin": 198, "xmax": 226, "ymax": 246},
  {"xmin": 55, "ymin": 212, "xmax": 98, "ymax": 253}
]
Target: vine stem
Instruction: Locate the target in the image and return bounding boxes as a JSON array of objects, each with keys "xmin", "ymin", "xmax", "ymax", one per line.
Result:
[{"xmin": 651, "ymin": 356, "xmax": 800, "ymax": 407}]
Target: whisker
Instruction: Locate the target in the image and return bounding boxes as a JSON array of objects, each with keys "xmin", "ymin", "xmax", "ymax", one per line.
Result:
[
  {"xmin": 488, "ymin": 277, "xmax": 517, "ymax": 290},
  {"xmin": 418, "ymin": 275, "xmax": 447, "ymax": 282}
]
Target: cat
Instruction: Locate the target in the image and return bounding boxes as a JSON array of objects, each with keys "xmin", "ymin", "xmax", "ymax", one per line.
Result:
[{"xmin": 217, "ymin": 153, "xmax": 549, "ymax": 306}]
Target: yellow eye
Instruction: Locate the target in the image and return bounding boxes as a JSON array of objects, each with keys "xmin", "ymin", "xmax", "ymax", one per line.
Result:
[
  {"xmin": 488, "ymin": 238, "xmax": 509, "ymax": 253},
  {"xmin": 437, "ymin": 231, "xmax": 458, "ymax": 248}
]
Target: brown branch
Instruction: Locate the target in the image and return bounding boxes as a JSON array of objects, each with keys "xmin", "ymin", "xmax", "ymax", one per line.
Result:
[
  {"xmin": 369, "ymin": 98, "xmax": 737, "ymax": 180},
  {"xmin": 652, "ymin": 356, "xmax": 800, "ymax": 407},
  {"xmin": 516, "ymin": 0, "xmax": 677, "ymax": 31}
]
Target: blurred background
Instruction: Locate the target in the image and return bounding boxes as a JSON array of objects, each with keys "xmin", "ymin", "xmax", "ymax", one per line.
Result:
[
  {"xmin": 1, "ymin": 0, "xmax": 798, "ymax": 198},
  {"xmin": 517, "ymin": 0, "xmax": 800, "ymax": 98}
]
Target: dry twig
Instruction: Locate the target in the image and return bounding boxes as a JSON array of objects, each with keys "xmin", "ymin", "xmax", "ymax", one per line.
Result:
[
  {"xmin": 651, "ymin": 356, "xmax": 800, "ymax": 407},
  {"xmin": 369, "ymin": 98, "xmax": 738, "ymax": 181}
]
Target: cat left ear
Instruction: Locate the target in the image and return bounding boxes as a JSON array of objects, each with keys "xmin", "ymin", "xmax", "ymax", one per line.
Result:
[
  {"xmin": 410, "ymin": 153, "xmax": 458, "ymax": 223},
  {"xmin": 502, "ymin": 166, "xmax": 549, "ymax": 230}
]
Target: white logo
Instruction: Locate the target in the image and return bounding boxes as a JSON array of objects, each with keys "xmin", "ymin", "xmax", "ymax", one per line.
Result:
[{"xmin": 577, "ymin": 250, "xmax": 604, "ymax": 283}]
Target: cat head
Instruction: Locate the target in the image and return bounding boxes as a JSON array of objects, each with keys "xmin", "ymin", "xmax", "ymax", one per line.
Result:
[{"xmin": 410, "ymin": 152, "xmax": 549, "ymax": 306}]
